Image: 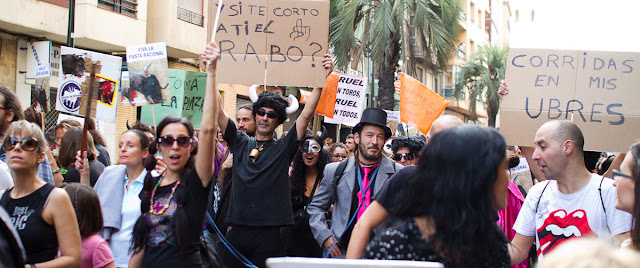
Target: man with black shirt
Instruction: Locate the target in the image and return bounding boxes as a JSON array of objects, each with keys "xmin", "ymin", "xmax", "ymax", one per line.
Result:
[
  {"xmin": 211, "ymin": 54, "xmax": 333, "ymax": 268},
  {"xmin": 308, "ymin": 108, "xmax": 404, "ymax": 257}
]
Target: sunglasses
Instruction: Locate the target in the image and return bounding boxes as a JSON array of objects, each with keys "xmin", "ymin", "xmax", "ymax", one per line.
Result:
[
  {"xmin": 613, "ymin": 170, "xmax": 636, "ymax": 181},
  {"xmin": 300, "ymin": 140, "xmax": 322, "ymax": 153},
  {"xmin": 158, "ymin": 135, "xmax": 193, "ymax": 148},
  {"xmin": 392, "ymin": 153, "xmax": 415, "ymax": 161},
  {"xmin": 4, "ymin": 137, "xmax": 39, "ymax": 152},
  {"xmin": 256, "ymin": 108, "xmax": 278, "ymax": 119}
]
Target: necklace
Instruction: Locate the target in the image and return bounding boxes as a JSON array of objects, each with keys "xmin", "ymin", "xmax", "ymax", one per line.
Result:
[{"xmin": 149, "ymin": 176, "xmax": 181, "ymax": 215}]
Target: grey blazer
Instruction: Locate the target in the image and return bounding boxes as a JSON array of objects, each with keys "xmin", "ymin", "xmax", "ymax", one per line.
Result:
[
  {"xmin": 93, "ymin": 164, "xmax": 127, "ymax": 240},
  {"xmin": 308, "ymin": 156, "xmax": 403, "ymax": 247}
]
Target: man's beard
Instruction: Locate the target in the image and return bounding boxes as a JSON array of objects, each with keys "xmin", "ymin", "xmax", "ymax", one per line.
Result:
[{"xmin": 358, "ymin": 142, "xmax": 382, "ymax": 162}]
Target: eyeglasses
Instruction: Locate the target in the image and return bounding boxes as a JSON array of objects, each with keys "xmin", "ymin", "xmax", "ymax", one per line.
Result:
[
  {"xmin": 613, "ymin": 170, "xmax": 636, "ymax": 181},
  {"xmin": 0, "ymin": 107, "xmax": 9, "ymax": 111},
  {"xmin": 300, "ymin": 140, "xmax": 322, "ymax": 153},
  {"xmin": 332, "ymin": 154, "xmax": 348, "ymax": 160},
  {"xmin": 4, "ymin": 137, "xmax": 39, "ymax": 152},
  {"xmin": 158, "ymin": 135, "xmax": 193, "ymax": 148},
  {"xmin": 392, "ymin": 153, "xmax": 415, "ymax": 161},
  {"xmin": 256, "ymin": 108, "xmax": 278, "ymax": 119}
]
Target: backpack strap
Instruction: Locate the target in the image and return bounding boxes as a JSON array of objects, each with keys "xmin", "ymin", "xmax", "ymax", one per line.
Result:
[
  {"xmin": 334, "ymin": 158, "xmax": 350, "ymax": 186},
  {"xmin": 535, "ymin": 180, "xmax": 551, "ymax": 215}
]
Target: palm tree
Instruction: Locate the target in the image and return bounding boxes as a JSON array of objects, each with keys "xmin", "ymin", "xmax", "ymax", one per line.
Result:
[
  {"xmin": 329, "ymin": 0, "xmax": 461, "ymax": 110},
  {"xmin": 453, "ymin": 45, "xmax": 508, "ymax": 127}
]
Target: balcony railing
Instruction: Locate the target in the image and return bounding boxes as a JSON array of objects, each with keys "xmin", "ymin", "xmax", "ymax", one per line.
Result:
[
  {"xmin": 177, "ymin": 7, "xmax": 204, "ymax": 27},
  {"xmin": 98, "ymin": 0, "xmax": 137, "ymax": 18}
]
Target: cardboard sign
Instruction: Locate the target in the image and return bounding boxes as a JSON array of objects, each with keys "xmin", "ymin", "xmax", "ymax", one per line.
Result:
[
  {"xmin": 26, "ymin": 41, "xmax": 51, "ymax": 79},
  {"xmin": 125, "ymin": 42, "xmax": 170, "ymax": 106},
  {"xmin": 501, "ymin": 48, "xmax": 640, "ymax": 152},
  {"xmin": 57, "ymin": 46, "xmax": 121, "ymax": 122},
  {"xmin": 322, "ymin": 73, "xmax": 366, "ymax": 127},
  {"xmin": 141, "ymin": 70, "xmax": 208, "ymax": 129},
  {"xmin": 211, "ymin": 0, "xmax": 329, "ymax": 87},
  {"xmin": 399, "ymin": 73, "xmax": 449, "ymax": 134}
]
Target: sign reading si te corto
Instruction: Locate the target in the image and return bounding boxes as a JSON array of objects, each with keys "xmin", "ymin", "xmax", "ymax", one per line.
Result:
[
  {"xmin": 500, "ymin": 48, "xmax": 640, "ymax": 152},
  {"xmin": 211, "ymin": 0, "xmax": 329, "ymax": 87}
]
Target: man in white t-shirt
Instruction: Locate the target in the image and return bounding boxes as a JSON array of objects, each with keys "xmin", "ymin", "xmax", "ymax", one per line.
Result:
[{"xmin": 508, "ymin": 120, "xmax": 631, "ymax": 265}]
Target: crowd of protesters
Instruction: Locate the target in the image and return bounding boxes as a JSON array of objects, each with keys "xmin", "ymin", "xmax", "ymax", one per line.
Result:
[{"xmin": 0, "ymin": 42, "xmax": 639, "ymax": 268}]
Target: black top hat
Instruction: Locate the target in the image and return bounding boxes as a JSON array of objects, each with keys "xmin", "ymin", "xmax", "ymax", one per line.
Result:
[{"xmin": 352, "ymin": 108, "xmax": 392, "ymax": 139}]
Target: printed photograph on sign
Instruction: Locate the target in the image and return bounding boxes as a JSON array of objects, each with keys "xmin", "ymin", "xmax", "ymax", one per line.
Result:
[
  {"xmin": 125, "ymin": 42, "xmax": 170, "ymax": 106},
  {"xmin": 33, "ymin": 77, "xmax": 50, "ymax": 112},
  {"xmin": 96, "ymin": 75, "xmax": 118, "ymax": 107}
]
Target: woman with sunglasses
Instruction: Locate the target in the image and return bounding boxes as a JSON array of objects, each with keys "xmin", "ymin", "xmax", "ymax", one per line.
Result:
[
  {"xmin": 128, "ymin": 44, "xmax": 219, "ymax": 268},
  {"xmin": 390, "ymin": 136, "xmax": 425, "ymax": 166},
  {"xmin": 613, "ymin": 142, "xmax": 640, "ymax": 250},
  {"xmin": 92, "ymin": 129, "xmax": 152, "ymax": 268},
  {"xmin": 284, "ymin": 135, "xmax": 331, "ymax": 257},
  {"xmin": 0, "ymin": 120, "xmax": 81, "ymax": 267}
]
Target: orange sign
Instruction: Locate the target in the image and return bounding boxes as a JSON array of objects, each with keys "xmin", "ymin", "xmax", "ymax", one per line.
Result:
[
  {"xmin": 299, "ymin": 89, "xmax": 312, "ymax": 104},
  {"xmin": 399, "ymin": 73, "xmax": 449, "ymax": 134},
  {"xmin": 316, "ymin": 73, "xmax": 339, "ymax": 118}
]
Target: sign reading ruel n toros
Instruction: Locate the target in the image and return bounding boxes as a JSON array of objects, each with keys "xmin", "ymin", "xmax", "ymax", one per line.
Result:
[
  {"xmin": 211, "ymin": 0, "xmax": 329, "ymax": 87},
  {"xmin": 500, "ymin": 48, "xmax": 640, "ymax": 152}
]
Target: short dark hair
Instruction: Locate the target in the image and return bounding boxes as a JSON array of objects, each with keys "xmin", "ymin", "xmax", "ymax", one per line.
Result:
[
  {"xmin": 329, "ymin": 142, "xmax": 347, "ymax": 154},
  {"xmin": 238, "ymin": 104, "xmax": 253, "ymax": 112},
  {"xmin": 0, "ymin": 86, "xmax": 24, "ymax": 122},
  {"xmin": 23, "ymin": 107, "xmax": 43, "ymax": 129},
  {"xmin": 553, "ymin": 120, "xmax": 585, "ymax": 152},
  {"xmin": 391, "ymin": 136, "xmax": 425, "ymax": 155},
  {"xmin": 252, "ymin": 91, "xmax": 288, "ymax": 125},
  {"xmin": 63, "ymin": 183, "xmax": 103, "ymax": 238}
]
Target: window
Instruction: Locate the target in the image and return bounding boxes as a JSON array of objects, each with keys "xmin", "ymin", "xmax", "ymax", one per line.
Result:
[
  {"xmin": 178, "ymin": 0, "xmax": 204, "ymax": 26},
  {"xmin": 98, "ymin": 0, "xmax": 138, "ymax": 18},
  {"xmin": 40, "ymin": 0, "xmax": 70, "ymax": 7}
]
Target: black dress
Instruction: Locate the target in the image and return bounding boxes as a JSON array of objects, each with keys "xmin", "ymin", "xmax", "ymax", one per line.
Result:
[
  {"xmin": 284, "ymin": 192, "xmax": 323, "ymax": 257},
  {"xmin": 365, "ymin": 218, "xmax": 510, "ymax": 268}
]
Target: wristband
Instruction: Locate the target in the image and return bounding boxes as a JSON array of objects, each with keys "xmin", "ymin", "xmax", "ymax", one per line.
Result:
[{"xmin": 51, "ymin": 168, "xmax": 60, "ymax": 174}]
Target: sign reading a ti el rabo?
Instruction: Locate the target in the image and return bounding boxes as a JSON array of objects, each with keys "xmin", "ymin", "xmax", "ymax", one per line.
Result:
[
  {"xmin": 141, "ymin": 70, "xmax": 208, "ymax": 129},
  {"xmin": 211, "ymin": 0, "xmax": 329, "ymax": 87},
  {"xmin": 124, "ymin": 42, "xmax": 170, "ymax": 106},
  {"xmin": 57, "ymin": 47, "xmax": 121, "ymax": 123},
  {"xmin": 500, "ymin": 48, "xmax": 640, "ymax": 152},
  {"xmin": 319, "ymin": 73, "xmax": 367, "ymax": 127},
  {"xmin": 399, "ymin": 73, "xmax": 449, "ymax": 134}
]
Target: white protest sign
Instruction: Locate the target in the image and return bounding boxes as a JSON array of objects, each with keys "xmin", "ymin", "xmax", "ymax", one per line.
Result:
[
  {"xmin": 26, "ymin": 41, "xmax": 51, "ymax": 79},
  {"xmin": 323, "ymin": 73, "xmax": 366, "ymax": 127},
  {"xmin": 125, "ymin": 42, "xmax": 170, "ymax": 106},
  {"xmin": 384, "ymin": 109, "xmax": 400, "ymax": 122}
]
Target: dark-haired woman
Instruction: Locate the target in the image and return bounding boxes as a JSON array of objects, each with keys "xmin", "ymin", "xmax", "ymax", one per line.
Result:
[
  {"xmin": 613, "ymin": 142, "xmax": 640, "ymax": 250},
  {"xmin": 284, "ymin": 135, "xmax": 330, "ymax": 257},
  {"xmin": 128, "ymin": 44, "xmax": 219, "ymax": 268},
  {"xmin": 60, "ymin": 127, "xmax": 105, "ymax": 186},
  {"xmin": 0, "ymin": 120, "xmax": 81, "ymax": 267},
  {"xmin": 93, "ymin": 129, "xmax": 151, "ymax": 268},
  {"xmin": 365, "ymin": 125, "xmax": 510, "ymax": 267}
]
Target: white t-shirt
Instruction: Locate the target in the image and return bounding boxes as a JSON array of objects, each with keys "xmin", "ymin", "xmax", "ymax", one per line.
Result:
[{"xmin": 513, "ymin": 174, "xmax": 632, "ymax": 259}]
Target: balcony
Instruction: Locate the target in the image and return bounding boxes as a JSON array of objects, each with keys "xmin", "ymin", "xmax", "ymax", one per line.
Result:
[{"xmin": 147, "ymin": 0, "xmax": 209, "ymax": 58}]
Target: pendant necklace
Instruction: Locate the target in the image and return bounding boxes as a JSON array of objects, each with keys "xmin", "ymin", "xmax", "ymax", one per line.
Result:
[{"xmin": 149, "ymin": 176, "xmax": 181, "ymax": 215}]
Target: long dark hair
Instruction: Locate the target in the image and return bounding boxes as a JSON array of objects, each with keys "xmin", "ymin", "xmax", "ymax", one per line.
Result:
[
  {"xmin": 132, "ymin": 116, "xmax": 198, "ymax": 254},
  {"xmin": 391, "ymin": 125, "xmax": 506, "ymax": 264},
  {"xmin": 63, "ymin": 183, "xmax": 103, "ymax": 238},
  {"xmin": 290, "ymin": 135, "xmax": 331, "ymax": 198},
  {"xmin": 628, "ymin": 142, "xmax": 640, "ymax": 250}
]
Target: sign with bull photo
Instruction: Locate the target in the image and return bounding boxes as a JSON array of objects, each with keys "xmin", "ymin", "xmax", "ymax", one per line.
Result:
[
  {"xmin": 124, "ymin": 42, "xmax": 170, "ymax": 106},
  {"xmin": 57, "ymin": 46, "xmax": 121, "ymax": 123}
]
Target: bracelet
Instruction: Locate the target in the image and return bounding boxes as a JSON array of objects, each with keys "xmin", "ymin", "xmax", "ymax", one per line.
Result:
[{"xmin": 51, "ymin": 168, "xmax": 60, "ymax": 174}]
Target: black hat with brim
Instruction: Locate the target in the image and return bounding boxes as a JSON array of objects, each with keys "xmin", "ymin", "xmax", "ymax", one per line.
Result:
[{"xmin": 352, "ymin": 107, "xmax": 392, "ymax": 139}]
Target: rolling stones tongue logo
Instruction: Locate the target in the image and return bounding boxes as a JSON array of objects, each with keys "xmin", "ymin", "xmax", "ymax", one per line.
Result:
[{"xmin": 537, "ymin": 209, "xmax": 597, "ymax": 255}]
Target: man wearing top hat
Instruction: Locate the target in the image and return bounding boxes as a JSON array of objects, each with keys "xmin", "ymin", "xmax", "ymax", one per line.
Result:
[{"xmin": 308, "ymin": 107, "xmax": 404, "ymax": 257}]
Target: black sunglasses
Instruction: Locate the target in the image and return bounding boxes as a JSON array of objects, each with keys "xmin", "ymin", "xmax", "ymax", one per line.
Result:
[
  {"xmin": 256, "ymin": 108, "xmax": 278, "ymax": 119},
  {"xmin": 392, "ymin": 153, "xmax": 415, "ymax": 161},
  {"xmin": 613, "ymin": 170, "xmax": 636, "ymax": 181},
  {"xmin": 158, "ymin": 135, "xmax": 193, "ymax": 148},
  {"xmin": 4, "ymin": 137, "xmax": 39, "ymax": 152}
]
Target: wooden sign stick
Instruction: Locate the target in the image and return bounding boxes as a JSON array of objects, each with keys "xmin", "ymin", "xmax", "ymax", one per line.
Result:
[{"xmin": 81, "ymin": 63, "xmax": 98, "ymax": 154}]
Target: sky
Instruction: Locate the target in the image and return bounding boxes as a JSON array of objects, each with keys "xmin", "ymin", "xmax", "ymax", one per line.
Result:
[{"xmin": 509, "ymin": 0, "xmax": 640, "ymax": 52}]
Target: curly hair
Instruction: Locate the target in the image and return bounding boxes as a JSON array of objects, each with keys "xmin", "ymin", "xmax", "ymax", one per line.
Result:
[
  {"xmin": 391, "ymin": 136, "xmax": 426, "ymax": 155},
  {"xmin": 289, "ymin": 135, "xmax": 331, "ymax": 198},
  {"xmin": 391, "ymin": 125, "xmax": 506, "ymax": 265},
  {"xmin": 252, "ymin": 91, "xmax": 289, "ymax": 125}
]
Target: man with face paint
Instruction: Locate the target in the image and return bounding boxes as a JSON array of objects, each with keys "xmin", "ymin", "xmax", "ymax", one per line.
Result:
[{"xmin": 307, "ymin": 108, "xmax": 404, "ymax": 257}]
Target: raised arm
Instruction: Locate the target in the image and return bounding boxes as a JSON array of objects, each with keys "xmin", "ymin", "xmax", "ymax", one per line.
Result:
[
  {"xmin": 295, "ymin": 54, "xmax": 333, "ymax": 140},
  {"xmin": 200, "ymin": 42, "xmax": 230, "ymax": 134},
  {"xmin": 195, "ymin": 42, "xmax": 221, "ymax": 186}
]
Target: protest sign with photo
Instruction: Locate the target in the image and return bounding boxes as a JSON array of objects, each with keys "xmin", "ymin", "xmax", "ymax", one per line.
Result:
[
  {"xmin": 125, "ymin": 42, "xmax": 170, "ymax": 106},
  {"xmin": 500, "ymin": 48, "xmax": 640, "ymax": 152},
  {"xmin": 322, "ymin": 73, "xmax": 366, "ymax": 127},
  {"xmin": 26, "ymin": 41, "xmax": 52, "ymax": 112},
  {"xmin": 211, "ymin": 0, "xmax": 329, "ymax": 87},
  {"xmin": 57, "ymin": 46, "xmax": 121, "ymax": 122},
  {"xmin": 141, "ymin": 69, "xmax": 208, "ymax": 129},
  {"xmin": 399, "ymin": 73, "xmax": 449, "ymax": 134}
]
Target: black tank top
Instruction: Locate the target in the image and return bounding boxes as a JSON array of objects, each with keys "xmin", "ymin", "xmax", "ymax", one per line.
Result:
[{"xmin": 0, "ymin": 183, "xmax": 58, "ymax": 264}]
